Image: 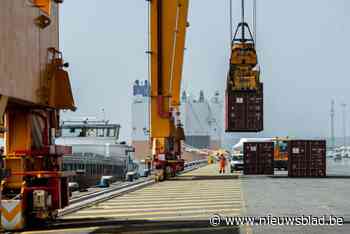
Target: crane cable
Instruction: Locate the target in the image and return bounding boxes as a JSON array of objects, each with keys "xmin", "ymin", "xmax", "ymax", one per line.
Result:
[
  {"xmin": 230, "ymin": 0, "xmax": 257, "ymax": 44},
  {"xmin": 241, "ymin": 0, "xmax": 245, "ymax": 24},
  {"xmin": 253, "ymin": 0, "xmax": 257, "ymax": 46},
  {"xmin": 241, "ymin": 0, "xmax": 245, "ymax": 40},
  {"xmin": 229, "ymin": 0, "xmax": 233, "ymax": 46}
]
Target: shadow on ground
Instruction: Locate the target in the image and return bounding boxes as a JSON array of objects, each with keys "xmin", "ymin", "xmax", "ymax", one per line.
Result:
[{"xmin": 24, "ymin": 218, "xmax": 240, "ymax": 234}]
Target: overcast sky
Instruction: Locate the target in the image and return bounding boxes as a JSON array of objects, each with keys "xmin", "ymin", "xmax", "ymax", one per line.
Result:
[{"xmin": 59, "ymin": 0, "xmax": 350, "ymax": 142}]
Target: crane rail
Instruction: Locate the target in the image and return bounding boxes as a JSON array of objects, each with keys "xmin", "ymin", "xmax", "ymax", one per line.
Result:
[
  {"xmin": 60, "ymin": 160, "xmax": 208, "ymax": 217},
  {"xmin": 19, "ymin": 163, "xmax": 240, "ymax": 234}
]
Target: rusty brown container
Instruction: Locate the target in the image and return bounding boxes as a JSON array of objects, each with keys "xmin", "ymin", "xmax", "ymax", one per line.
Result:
[
  {"xmin": 225, "ymin": 83, "xmax": 263, "ymax": 132},
  {"xmin": 243, "ymin": 141, "xmax": 274, "ymax": 175},
  {"xmin": 288, "ymin": 140, "xmax": 326, "ymax": 177}
]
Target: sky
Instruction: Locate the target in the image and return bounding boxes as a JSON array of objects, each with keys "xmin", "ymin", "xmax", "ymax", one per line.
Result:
[{"xmin": 59, "ymin": 0, "xmax": 350, "ymax": 143}]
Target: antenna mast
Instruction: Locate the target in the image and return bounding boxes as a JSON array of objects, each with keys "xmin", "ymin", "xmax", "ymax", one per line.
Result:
[
  {"xmin": 342, "ymin": 103, "xmax": 347, "ymax": 147},
  {"xmin": 241, "ymin": 0, "xmax": 245, "ymax": 40},
  {"xmin": 331, "ymin": 100, "xmax": 335, "ymax": 149}
]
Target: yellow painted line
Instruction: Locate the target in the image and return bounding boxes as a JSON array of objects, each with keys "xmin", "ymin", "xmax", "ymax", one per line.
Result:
[
  {"xmin": 137, "ymin": 189, "xmax": 239, "ymax": 193},
  {"xmin": 67, "ymin": 208, "xmax": 240, "ymax": 219},
  {"xmin": 120, "ymin": 193, "xmax": 238, "ymax": 200},
  {"xmin": 132, "ymin": 188, "xmax": 241, "ymax": 191},
  {"xmin": 127, "ymin": 186, "xmax": 240, "ymax": 190},
  {"xmin": 134, "ymin": 192, "xmax": 237, "ymax": 195},
  {"xmin": 99, "ymin": 200, "xmax": 242, "ymax": 206},
  {"xmin": 140, "ymin": 186, "xmax": 240, "ymax": 191},
  {"xmin": 102, "ymin": 200, "xmax": 242, "ymax": 207},
  {"xmin": 129, "ymin": 192, "xmax": 241, "ymax": 196},
  {"xmin": 104, "ymin": 197, "xmax": 240, "ymax": 202},
  {"xmin": 107, "ymin": 198, "xmax": 241, "ymax": 204},
  {"xmin": 99, "ymin": 203, "xmax": 240, "ymax": 208},
  {"xmin": 114, "ymin": 193, "xmax": 241, "ymax": 199},
  {"xmin": 113, "ymin": 193, "xmax": 240, "ymax": 202},
  {"xmin": 94, "ymin": 201, "xmax": 242, "ymax": 208},
  {"xmin": 145, "ymin": 180, "xmax": 238, "ymax": 184},
  {"xmin": 131, "ymin": 189, "xmax": 241, "ymax": 194},
  {"xmin": 132, "ymin": 186, "xmax": 239, "ymax": 190},
  {"xmin": 77, "ymin": 204, "xmax": 242, "ymax": 213},
  {"xmin": 65, "ymin": 211, "xmax": 241, "ymax": 221},
  {"xmin": 137, "ymin": 188, "xmax": 239, "ymax": 194},
  {"xmin": 121, "ymin": 190, "xmax": 240, "ymax": 195},
  {"xmin": 109, "ymin": 197, "xmax": 242, "ymax": 204},
  {"xmin": 143, "ymin": 183, "xmax": 239, "ymax": 186},
  {"xmin": 134, "ymin": 190, "xmax": 240, "ymax": 194}
]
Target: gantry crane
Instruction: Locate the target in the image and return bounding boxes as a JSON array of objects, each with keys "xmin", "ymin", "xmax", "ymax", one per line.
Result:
[
  {"xmin": 149, "ymin": 0, "xmax": 262, "ymax": 180},
  {"xmin": 1, "ymin": 0, "xmax": 74, "ymax": 230},
  {"xmin": 149, "ymin": 0, "xmax": 189, "ymax": 181},
  {"xmin": 0, "ymin": 0, "xmax": 262, "ymax": 230}
]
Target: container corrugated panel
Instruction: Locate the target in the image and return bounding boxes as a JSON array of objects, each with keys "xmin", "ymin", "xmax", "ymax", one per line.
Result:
[
  {"xmin": 243, "ymin": 142, "xmax": 274, "ymax": 175},
  {"xmin": 288, "ymin": 140, "xmax": 326, "ymax": 177},
  {"xmin": 225, "ymin": 83, "xmax": 263, "ymax": 132}
]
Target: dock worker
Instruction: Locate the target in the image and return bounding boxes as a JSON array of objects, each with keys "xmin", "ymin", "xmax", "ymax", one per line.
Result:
[{"xmin": 219, "ymin": 153, "xmax": 226, "ymax": 174}]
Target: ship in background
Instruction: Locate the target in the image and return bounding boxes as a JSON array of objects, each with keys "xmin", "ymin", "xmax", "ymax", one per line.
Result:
[
  {"xmin": 55, "ymin": 118, "xmax": 137, "ymax": 188},
  {"xmin": 132, "ymin": 80, "xmax": 223, "ymax": 161}
]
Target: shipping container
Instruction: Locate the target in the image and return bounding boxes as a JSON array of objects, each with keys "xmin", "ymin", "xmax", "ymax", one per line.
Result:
[
  {"xmin": 288, "ymin": 140, "xmax": 326, "ymax": 177},
  {"xmin": 225, "ymin": 83, "xmax": 263, "ymax": 132},
  {"xmin": 243, "ymin": 141, "xmax": 274, "ymax": 175}
]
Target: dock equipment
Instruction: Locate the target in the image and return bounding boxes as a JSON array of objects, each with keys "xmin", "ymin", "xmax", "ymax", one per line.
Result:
[
  {"xmin": 0, "ymin": 0, "xmax": 261, "ymax": 230},
  {"xmin": 225, "ymin": 0, "xmax": 263, "ymax": 132},
  {"xmin": 0, "ymin": 1, "xmax": 74, "ymax": 230}
]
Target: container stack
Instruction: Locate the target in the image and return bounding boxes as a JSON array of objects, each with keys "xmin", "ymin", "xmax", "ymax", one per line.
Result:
[
  {"xmin": 226, "ymin": 83, "xmax": 263, "ymax": 132},
  {"xmin": 243, "ymin": 141, "xmax": 274, "ymax": 175},
  {"xmin": 288, "ymin": 140, "xmax": 326, "ymax": 177}
]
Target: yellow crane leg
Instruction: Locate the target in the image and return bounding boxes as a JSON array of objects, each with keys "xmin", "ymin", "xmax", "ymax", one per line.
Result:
[
  {"xmin": 1, "ymin": 108, "xmax": 70, "ymax": 230},
  {"xmin": 1, "ymin": 109, "xmax": 32, "ymax": 230},
  {"xmin": 0, "ymin": 95, "xmax": 8, "ymax": 133}
]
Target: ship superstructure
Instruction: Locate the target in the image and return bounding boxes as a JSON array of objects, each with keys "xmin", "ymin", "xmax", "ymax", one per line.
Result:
[
  {"xmin": 131, "ymin": 80, "xmax": 223, "ymax": 161},
  {"xmin": 56, "ymin": 119, "xmax": 136, "ymax": 186}
]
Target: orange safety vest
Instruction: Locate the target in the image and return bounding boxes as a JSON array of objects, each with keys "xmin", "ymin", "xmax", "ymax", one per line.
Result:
[{"xmin": 219, "ymin": 156, "xmax": 226, "ymax": 168}]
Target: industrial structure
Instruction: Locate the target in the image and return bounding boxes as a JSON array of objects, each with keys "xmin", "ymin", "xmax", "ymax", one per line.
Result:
[
  {"xmin": 331, "ymin": 99, "xmax": 335, "ymax": 149},
  {"xmin": 225, "ymin": 0, "xmax": 263, "ymax": 132},
  {"xmin": 132, "ymin": 80, "xmax": 223, "ymax": 161},
  {"xmin": 0, "ymin": 0, "xmax": 75, "ymax": 230},
  {"xmin": 0, "ymin": 0, "xmax": 332, "ymax": 232},
  {"xmin": 341, "ymin": 103, "xmax": 347, "ymax": 148},
  {"xmin": 0, "ymin": 0, "xmax": 264, "ymax": 229}
]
